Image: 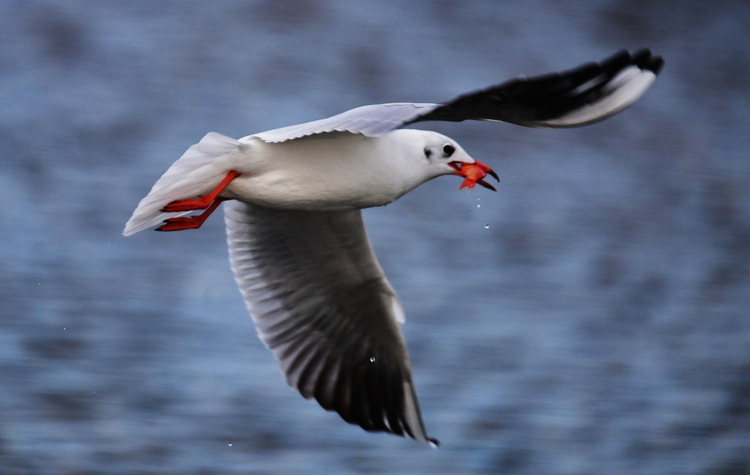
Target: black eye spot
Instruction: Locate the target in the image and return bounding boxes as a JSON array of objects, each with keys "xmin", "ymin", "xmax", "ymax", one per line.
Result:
[
  {"xmin": 443, "ymin": 144, "xmax": 455, "ymax": 157},
  {"xmin": 424, "ymin": 147, "xmax": 433, "ymax": 158}
]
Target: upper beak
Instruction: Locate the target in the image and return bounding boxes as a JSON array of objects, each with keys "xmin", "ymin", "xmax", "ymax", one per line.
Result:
[{"xmin": 448, "ymin": 159, "xmax": 500, "ymax": 191}]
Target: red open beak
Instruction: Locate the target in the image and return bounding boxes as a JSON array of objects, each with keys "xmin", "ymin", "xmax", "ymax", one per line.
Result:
[{"xmin": 448, "ymin": 160, "xmax": 499, "ymax": 191}]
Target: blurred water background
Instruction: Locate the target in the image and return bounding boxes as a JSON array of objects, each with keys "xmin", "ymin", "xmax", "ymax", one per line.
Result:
[{"xmin": 2, "ymin": 1, "xmax": 750, "ymax": 473}]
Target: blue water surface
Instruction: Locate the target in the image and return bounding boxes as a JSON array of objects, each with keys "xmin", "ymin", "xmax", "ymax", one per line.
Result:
[{"xmin": 2, "ymin": 1, "xmax": 750, "ymax": 473}]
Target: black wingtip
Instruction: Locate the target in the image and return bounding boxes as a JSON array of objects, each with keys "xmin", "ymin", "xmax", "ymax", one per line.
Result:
[
  {"xmin": 427, "ymin": 437, "xmax": 440, "ymax": 448},
  {"xmin": 409, "ymin": 48, "xmax": 664, "ymax": 127},
  {"xmin": 650, "ymin": 55, "xmax": 665, "ymax": 75},
  {"xmin": 631, "ymin": 48, "xmax": 665, "ymax": 75}
]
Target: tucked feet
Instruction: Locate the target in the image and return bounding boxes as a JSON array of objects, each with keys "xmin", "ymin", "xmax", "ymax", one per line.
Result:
[
  {"xmin": 156, "ymin": 170, "xmax": 241, "ymax": 232},
  {"xmin": 160, "ymin": 170, "xmax": 240, "ymax": 212},
  {"xmin": 161, "ymin": 196, "xmax": 213, "ymax": 212},
  {"xmin": 156, "ymin": 198, "xmax": 226, "ymax": 231},
  {"xmin": 156, "ymin": 216, "xmax": 206, "ymax": 232}
]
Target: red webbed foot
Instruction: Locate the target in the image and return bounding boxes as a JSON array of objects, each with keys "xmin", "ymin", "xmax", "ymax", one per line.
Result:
[
  {"xmin": 156, "ymin": 198, "xmax": 226, "ymax": 232},
  {"xmin": 160, "ymin": 170, "xmax": 240, "ymax": 213},
  {"xmin": 156, "ymin": 170, "xmax": 240, "ymax": 232}
]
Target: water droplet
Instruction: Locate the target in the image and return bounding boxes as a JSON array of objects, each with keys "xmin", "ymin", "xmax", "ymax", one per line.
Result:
[
  {"xmin": 484, "ymin": 223, "xmax": 490, "ymax": 229},
  {"xmin": 476, "ymin": 199, "xmax": 481, "ymax": 208},
  {"xmin": 369, "ymin": 357, "xmax": 376, "ymax": 363},
  {"xmin": 228, "ymin": 442, "xmax": 233, "ymax": 447}
]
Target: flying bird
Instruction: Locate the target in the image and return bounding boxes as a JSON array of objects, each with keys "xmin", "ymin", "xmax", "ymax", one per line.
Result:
[{"xmin": 124, "ymin": 49, "xmax": 663, "ymax": 446}]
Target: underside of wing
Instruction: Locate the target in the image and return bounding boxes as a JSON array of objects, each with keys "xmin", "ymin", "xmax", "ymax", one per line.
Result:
[{"xmin": 224, "ymin": 201, "xmax": 438, "ymax": 446}]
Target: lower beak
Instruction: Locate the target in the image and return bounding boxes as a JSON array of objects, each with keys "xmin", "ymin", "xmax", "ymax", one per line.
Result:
[{"xmin": 448, "ymin": 160, "xmax": 500, "ymax": 191}]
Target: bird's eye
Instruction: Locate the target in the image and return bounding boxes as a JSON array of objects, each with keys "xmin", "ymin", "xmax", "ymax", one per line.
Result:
[
  {"xmin": 443, "ymin": 144, "xmax": 455, "ymax": 157},
  {"xmin": 424, "ymin": 147, "xmax": 433, "ymax": 158}
]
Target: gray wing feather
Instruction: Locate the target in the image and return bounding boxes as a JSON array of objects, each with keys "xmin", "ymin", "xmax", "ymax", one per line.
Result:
[
  {"xmin": 253, "ymin": 103, "xmax": 438, "ymax": 143},
  {"xmin": 224, "ymin": 200, "xmax": 437, "ymax": 446}
]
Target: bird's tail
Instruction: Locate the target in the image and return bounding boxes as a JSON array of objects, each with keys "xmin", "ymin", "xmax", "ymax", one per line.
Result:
[{"xmin": 123, "ymin": 132, "xmax": 242, "ymax": 236}]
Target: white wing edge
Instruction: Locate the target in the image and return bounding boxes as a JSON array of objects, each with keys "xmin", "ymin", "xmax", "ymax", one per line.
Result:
[
  {"xmin": 252, "ymin": 103, "xmax": 438, "ymax": 143},
  {"xmin": 540, "ymin": 67, "xmax": 657, "ymax": 127}
]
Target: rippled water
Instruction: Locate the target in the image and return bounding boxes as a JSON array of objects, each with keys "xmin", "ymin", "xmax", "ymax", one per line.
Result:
[{"xmin": 2, "ymin": 1, "xmax": 749, "ymax": 473}]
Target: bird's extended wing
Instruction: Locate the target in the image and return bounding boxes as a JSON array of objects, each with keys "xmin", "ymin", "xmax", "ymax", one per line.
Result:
[
  {"xmin": 254, "ymin": 49, "xmax": 663, "ymax": 143},
  {"xmin": 408, "ymin": 48, "xmax": 664, "ymax": 127},
  {"xmin": 224, "ymin": 200, "xmax": 438, "ymax": 446}
]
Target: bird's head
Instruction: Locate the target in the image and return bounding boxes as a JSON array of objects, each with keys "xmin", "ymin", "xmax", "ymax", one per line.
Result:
[{"xmin": 417, "ymin": 131, "xmax": 499, "ymax": 191}]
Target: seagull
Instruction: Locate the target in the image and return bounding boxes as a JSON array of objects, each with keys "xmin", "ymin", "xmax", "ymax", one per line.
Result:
[{"xmin": 124, "ymin": 49, "xmax": 663, "ymax": 446}]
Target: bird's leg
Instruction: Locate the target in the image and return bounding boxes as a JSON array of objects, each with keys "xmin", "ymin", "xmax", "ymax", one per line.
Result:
[
  {"xmin": 161, "ymin": 170, "xmax": 240, "ymax": 212},
  {"xmin": 156, "ymin": 198, "xmax": 226, "ymax": 232},
  {"xmin": 155, "ymin": 170, "xmax": 240, "ymax": 232}
]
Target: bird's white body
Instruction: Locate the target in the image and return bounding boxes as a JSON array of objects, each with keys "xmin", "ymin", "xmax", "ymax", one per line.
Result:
[
  {"xmin": 225, "ymin": 130, "xmax": 469, "ymax": 211},
  {"xmin": 123, "ymin": 130, "xmax": 473, "ymax": 235}
]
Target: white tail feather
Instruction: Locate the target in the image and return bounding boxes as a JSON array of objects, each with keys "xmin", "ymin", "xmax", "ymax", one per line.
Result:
[{"xmin": 123, "ymin": 132, "xmax": 242, "ymax": 236}]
